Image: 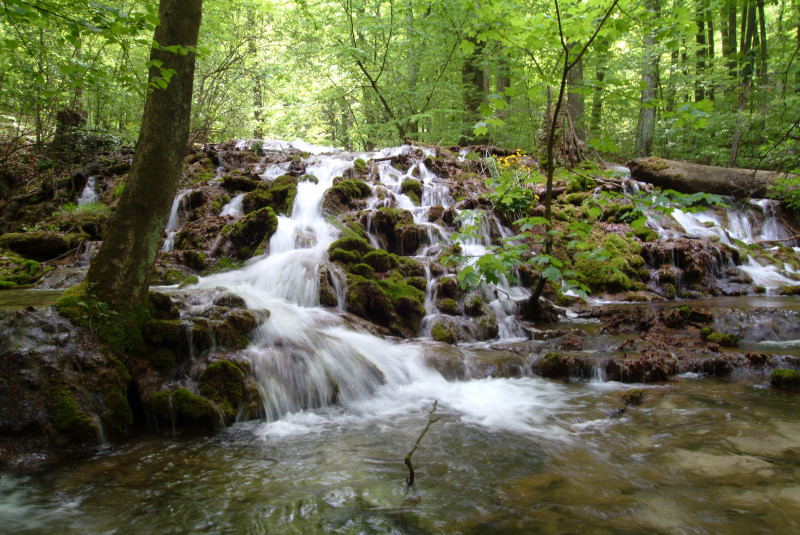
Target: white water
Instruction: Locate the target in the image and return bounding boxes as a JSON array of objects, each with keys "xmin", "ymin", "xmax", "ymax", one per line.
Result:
[
  {"xmin": 219, "ymin": 193, "xmax": 245, "ymax": 217},
  {"xmin": 77, "ymin": 176, "xmax": 97, "ymax": 205},
  {"xmin": 180, "ymin": 145, "xmax": 537, "ymax": 421},
  {"xmin": 162, "ymin": 191, "xmax": 191, "ymax": 252}
]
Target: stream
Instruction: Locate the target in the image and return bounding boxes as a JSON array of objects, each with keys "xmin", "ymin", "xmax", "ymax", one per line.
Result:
[
  {"xmin": 2, "ymin": 140, "xmax": 799, "ymax": 533},
  {"xmin": 1, "ymin": 377, "xmax": 799, "ymax": 534}
]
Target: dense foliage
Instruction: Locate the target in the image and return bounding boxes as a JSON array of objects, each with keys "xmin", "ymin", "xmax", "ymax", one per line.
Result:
[{"xmin": 1, "ymin": 0, "xmax": 798, "ymax": 171}]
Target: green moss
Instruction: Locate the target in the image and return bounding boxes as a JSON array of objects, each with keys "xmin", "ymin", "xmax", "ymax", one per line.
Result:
[
  {"xmin": 329, "ymin": 248, "xmax": 361, "ymax": 264},
  {"xmin": 350, "ymin": 263, "xmax": 376, "ymax": 278},
  {"xmin": 565, "ymin": 192, "xmax": 586, "ymax": 205},
  {"xmin": 51, "ymin": 386, "xmax": 97, "ymax": 439},
  {"xmin": 149, "ymin": 348, "xmax": 176, "ymax": 371},
  {"xmin": 178, "ymin": 275, "xmax": 199, "ymax": 288},
  {"xmin": 779, "ymin": 285, "xmax": 800, "ymax": 296},
  {"xmin": 328, "ymin": 235, "xmax": 374, "ymax": 255},
  {"xmin": 633, "ymin": 226, "xmax": 659, "ymax": 242},
  {"xmin": 700, "ymin": 327, "xmax": 739, "ymax": 347},
  {"xmin": 54, "ymin": 282, "xmax": 151, "ymax": 354},
  {"xmin": 431, "ymin": 319, "xmax": 457, "ymax": 344},
  {"xmin": 407, "ymin": 276, "xmax": 427, "ymax": 291},
  {"xmin": 438, "ymin": 297, "xmax": 459, "ymax": 315},
  {"xmin": 678, "ymin": 306, "xmax": 691, "ymax": 319},
  {"xmin": 199, "ymin": 360, "xmax": 245, "ymax": 418},
  {"xmin": 171, "ymin": 388, "xmax": 217, "ymax": 422},
  {"xmin": 362, "ymin": 249, "xmax": 394, "ymax": 272},
  {"xmin": 574, "ymin": 256, "xmax": 632, "ymax": 293},
  {"xmin": 621, "ymin": 388, "xmax": 644, "ymax": 406},
  {"xmin": 661, "ymin": 282, "xmax": 676, "ymax": 299},
  {"xmin": 353, "ymin": 158, "xmax": 367, "ymax": 173},
  {"xmin": 401, "ymin": 179, "xmax": 422, "ymax": 205},
  {"xmin": 770, "ymin": 368, "xmax": 800, "ymax": 389}
]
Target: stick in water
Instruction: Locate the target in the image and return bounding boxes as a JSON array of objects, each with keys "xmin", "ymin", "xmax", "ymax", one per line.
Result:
[{"xmin": 404, "ymin": 400, "xmax": 442, "ymax": 489}]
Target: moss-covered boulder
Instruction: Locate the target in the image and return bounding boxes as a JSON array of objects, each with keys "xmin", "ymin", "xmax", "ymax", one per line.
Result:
[
  {"xmin": 150, "ymin": 388, "xmax": 217, "ymax": 426},
  {"xmin": 431, "ymin": 318, "xmax": 458, "ymax": 344},
  {"xmin": 222, "ymin": 169, "xmax": 260, "ymax": 192},
  {"xmin": 242, "ymin": 174, "xmax": 298, "ymax": 215},
  {"xmin": 770, "ymin": 368, "xmax": 800, "ymax": 390},
  {"xmin": 199, "ymin": 360, "xmax": 245, "ymax": 419},
  {"xmin": 401, "ymin": 179, "xmax": 422, "ymax": 205},
  {"xmin": 225, "ymin": 206, "xmax": 278, "ymax": 259},
  {"xmin": 322, "ymin": 179, "xmax": 371, "ymax": 215},
  {"xmin": 0, "ymin": 231, "xmax": 87, "ymax": 261},
  {"xmin": 346, "ymin": 278, "xmax": 394, "ymax": 326},
  {"xmin": 0, "ymin": 251, "xmax": 49, "ymax": 288}
]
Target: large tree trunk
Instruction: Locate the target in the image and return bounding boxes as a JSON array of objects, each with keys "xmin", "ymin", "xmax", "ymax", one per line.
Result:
[
  {"xmin": 85, "ymin": 0, "xmax": 203, "ymax": 312},
  {"xmin": 635, "ymin": 0, "xmax": 659, "ymax": 157},
  {"xmin": 627, "ymin": 156, "xmax": 792, "ymax": 198}
]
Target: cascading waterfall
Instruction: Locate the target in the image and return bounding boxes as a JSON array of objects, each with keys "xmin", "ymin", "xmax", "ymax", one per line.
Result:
[
  {"xmin": 185, "ymin": 144, "xmax": 537, "ymax": 421},
  {"xmin": 162, "ymin": 190, "xmax": 190, "ymax": 252},
  {"xmin": 77, "ymin": 176, "xmax": 98, "ymax": 205}
]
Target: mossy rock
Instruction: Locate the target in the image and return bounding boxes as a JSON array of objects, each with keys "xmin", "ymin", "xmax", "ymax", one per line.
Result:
[
  {"xmin": 328, "ymin": 235, "xmax": 373, "ymax": 255},
  {"xmin": 407, "ymin": 276, "xmax": 428, "ymax": 291},
  {"xmin": 353, "ymin": 158, "xmax": 367, "ymax": 173},
  {"xmin": 0, "ymin": 251, "xmax": 47, "ymax": 288},
  {"xmin": 346, "ymin": 278, "xmax": 394, "ymax": 327},
  {"xmin": 700, "ymin": 327, "xmax": 739, "ymax": 347},
  {"xmin": 779, "ymin": 285, "xmax": 800, "ymax": 296},
  {"xmin": 621, "ymin": 388, "xmax": 644, "ymax": 406},
  {"xmin": 50, "ymin": 386, "xmax": 97, "ymax": 440},
  {"xmin": 170, "ymin": 388, "xmax": 217, "ymax": 424},
  {"xmin": 401, "ymin": 179, "xmax": 422, "ymax": 205},
  {"xmin": 362, "ymin": 249, "xmax": 395, "ymax": 272},
  {"xmin": 226, "ymin": 206, "xmax": 278, "ymax": 259},
  {"xmin": 633, "ymin": 226, "xmax": 659, "ymax": 242},
  {"xmin": 199, "ymin": 360, "xmax": 245, "ymax": 419},
  {"xmin": 431, "ymin": 318, "xmax": 458, "ymax": 344},
  {"xmin": 770, "ymin": 368, "xmax": 800, "ymax": 390},
  {"xmin": 329, "ymin": 248, "xmax": 361, "ymax": 264},
  {"xmin": 438, "ymin": 297, "xmax": 459, "ymax": 315},
  {"xmin": 242, "ymin": 174, "xmax": 298, "ymax": 215},
  {"xmin": 0, "ymin": 230, "xmax": 88, "ymax": 261},
  {"xmin": 574, "ymin": 256, "xmax": 632, "ymax": 293},
  {"xmin": 565, "ymin": 192, "xmax": 586, "ymax": 206},
  {"xmin": 350, "ymin": 262, "xmax": 376, "ymax": 278}
]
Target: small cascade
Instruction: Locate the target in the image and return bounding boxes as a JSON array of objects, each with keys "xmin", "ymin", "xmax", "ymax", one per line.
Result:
[
  {"xmin": 77, "ymin": 176, "xmax": 98, "ymax": 205},
  {"xmin": 162, "ymin": 190, "xmax": 191, "ymax": 251},
  {"xmin": 219, "ymin": 193, "xmax": 245, "ymax": 217}
]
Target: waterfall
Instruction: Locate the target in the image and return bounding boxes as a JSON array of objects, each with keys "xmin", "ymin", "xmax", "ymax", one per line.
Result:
[
  {"xmin": 162, "ymin": 191, "xmax": 190, "ymax": 252},
  {"xmin": 77, "ymin": 176, "xmax": 98, "ymax": 205},
  {"xmin": 219, "ymin": 193, "xmax": 245, "ymax": 217}
]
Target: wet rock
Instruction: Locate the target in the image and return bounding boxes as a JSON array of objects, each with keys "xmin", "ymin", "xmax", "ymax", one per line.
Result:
[
  {"xmin": 621, "ymin": 388, "xmax": 644, "ymax": 406},
  {"xmin": 242, "ymin": 174, "xmax": 298, "ymax": 215},
  {"xmin": 225, "ymin": 206, "xmax": 278, "ymax": 259},
  {"xmin": 0, "ymin": 308, "xmax": 132, "ymax": 470},
  {"xmin": 770, "ymin": 368, "xmax": 800, "ymax": 390},
  {"xmin": 431, "ymin": 318, "xmax": 458, "ymax": 344},
  {"xmin": 605, "ymin": 353, "xmax": 679, "ymax": 383},
  {"xmin": 198, "ymin": 360, "xmax": 245, "ymax": 421},
  {"xmin": 322, "ymin": 179, "xmax": 370, "ymax": 215},
  {"xmin": 0, "ymin": 231, "xmax": 87, "ymax": 261},
  {"xmin": 534, "ymin": 351, "xmax": 593, "ymax": 379}
]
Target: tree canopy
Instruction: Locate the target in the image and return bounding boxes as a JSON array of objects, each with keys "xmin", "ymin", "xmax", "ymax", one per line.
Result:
[{"xmin": 1, "ymin": 0, "xmax": 798, "ymax": 173}]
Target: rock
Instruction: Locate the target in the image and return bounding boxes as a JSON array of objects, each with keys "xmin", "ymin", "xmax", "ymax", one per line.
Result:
[
  {"xmin": 242, "ymin": 174, "xmax": 298, "ymax": 215},
  {"xmin": 621, "ymin": 388, "xmax": 644, "ymax": 406},
  {"xmin": 225, "ymin": 206, "xmax": 278, "ymax": 259},
  {"xmin": 198, "ymin": 360, "xmax": 245, "ymax": 420},
  {"xmin": 0, "ymin": 309, "xmax": 132, "ymax": 470},
  {"xmin": 770, "ymin": 368, "xmax": 800, "ymax": 390},
  {"xmin": 431, "ymin": 318, "xmax": 458, "ymax": 344},
  {"xmin": 0, "ymin": 231, "xmax": 87, "ymax": 261}
]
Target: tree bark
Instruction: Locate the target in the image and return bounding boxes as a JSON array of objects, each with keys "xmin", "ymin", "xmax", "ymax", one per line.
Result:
[
  {"xmin": 566, "ymin": 48, "xmax": 585, "ymax": 141},
  {"xmin": 634, "ymin": 0, "xmax": 659, "ymax": 157},
  {"xmin": 461, "ymin": 35, "xmax": 487, "ymax": 145},
  {"xmin": 627, "ymin": 156, "xmax": 793, "ymax": 198},
  {"xmin": 85, "ymin": 0, "xmax": 203, "ymax": 312}
]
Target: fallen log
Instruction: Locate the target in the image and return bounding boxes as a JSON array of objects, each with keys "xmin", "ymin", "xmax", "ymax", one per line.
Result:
[{"xmin": 626, "ymin": 157, "xmax": 794, "ymax": 199}]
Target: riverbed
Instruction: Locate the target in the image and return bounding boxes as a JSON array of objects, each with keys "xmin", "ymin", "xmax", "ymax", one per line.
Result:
[{"xmin": 2, "ymin": 375, "xmax": 798, "ymax": 534}]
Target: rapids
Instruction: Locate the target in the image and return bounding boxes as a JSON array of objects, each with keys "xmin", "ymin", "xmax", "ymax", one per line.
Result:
[{"xmin": 2, "ymin": 140, "xmax": 799, "ymax": 533}]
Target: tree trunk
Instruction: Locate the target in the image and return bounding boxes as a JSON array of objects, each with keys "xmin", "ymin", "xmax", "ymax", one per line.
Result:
[
  {"xmin": 85, "ymin": 0, "xmax": 203, "ymax": 312},
  {"xmin": 695, "ymin": 9, "xmax": 706, "ymax": 102},
  {"xmin": 460, "ymin": 35, "xmax": 487, "ymax": 145},
  {"xmin": 729, "ymin": 0, "xmax": 756, "ymax": 167},
  {"xmin": 635, "ymin": 0, "xmax": 659, "ymax": 157},
  {"xmin": 627, "ymin": 156, "xmax": 792, "ymax": 198},
  {"xmin": 567, "ymin": 50, "xmax": 585, "ymax": 141}
]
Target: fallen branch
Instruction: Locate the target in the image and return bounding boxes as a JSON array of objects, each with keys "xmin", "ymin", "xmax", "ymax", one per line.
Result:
[
  {"xmin": 755, "ymin": 235, "xmax": 800, "ymax": 244},
  {"xmin": 404, "ymin": 400, "xmax": 442, "ymax": 489}
]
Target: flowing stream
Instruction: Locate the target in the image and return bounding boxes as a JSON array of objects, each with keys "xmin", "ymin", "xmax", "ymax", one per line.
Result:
[{"xmin": 2, "ymin": 143, "xmax": 799, "ymax": 533}]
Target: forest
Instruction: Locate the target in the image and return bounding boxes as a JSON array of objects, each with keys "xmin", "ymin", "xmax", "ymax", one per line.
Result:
[
  {"xmin": 1, "ymin": 0, "xmax": 798, "ymax": 172},
  {"xmin": 1, "ymin": 0, "xmax": 800, "ymax": 533}
]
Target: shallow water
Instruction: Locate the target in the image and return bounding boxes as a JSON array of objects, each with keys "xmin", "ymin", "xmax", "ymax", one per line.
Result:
[
  {"xmin": 2, "ymin": 377, "xmax": 799, "ymax": 534},
  {"xmin": 0, "ymin": 289, "xmax": 63, "ymax": 310}
]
